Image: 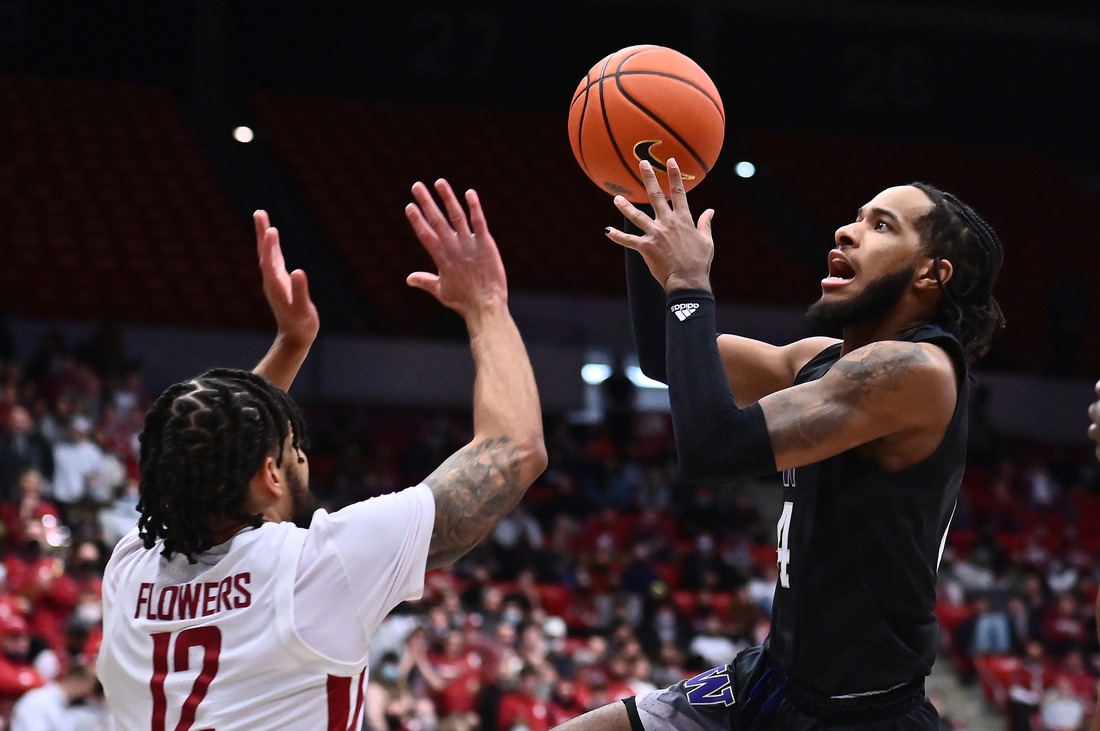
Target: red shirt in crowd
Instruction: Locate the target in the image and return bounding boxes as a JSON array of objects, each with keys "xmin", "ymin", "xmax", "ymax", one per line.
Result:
[{"xmin": 497, "ymin": 690, "xmax": 550, "ymax": 731}]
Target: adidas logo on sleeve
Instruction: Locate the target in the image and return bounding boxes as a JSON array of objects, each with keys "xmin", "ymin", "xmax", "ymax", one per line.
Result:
[{"xmin": 671, "ymin": 302, "xmax": 700, "ymax": 321}]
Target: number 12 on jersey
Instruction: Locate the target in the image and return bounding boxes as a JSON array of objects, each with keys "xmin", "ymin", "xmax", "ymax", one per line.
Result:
[
  {"xmin": 776, "ymin": 501, "xmax": 793, "ymax": 589},
  {"xmin": 150, "ymin": 627, "xmax": 221, "ymax": 731}
]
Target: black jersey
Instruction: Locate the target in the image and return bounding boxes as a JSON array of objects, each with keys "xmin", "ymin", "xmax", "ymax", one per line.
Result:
[{"xmin": 765, "ymin": 324, "xmax": 967, "ymax": 698}]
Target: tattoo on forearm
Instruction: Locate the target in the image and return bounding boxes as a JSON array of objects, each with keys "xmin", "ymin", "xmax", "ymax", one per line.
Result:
[
  {"xmin": 424, "ymin": 437, "xmax": 523, "ymax": 570},
  {"xmin": 770, "ymin": 343, "xmax": 931, "ymax": 453}
]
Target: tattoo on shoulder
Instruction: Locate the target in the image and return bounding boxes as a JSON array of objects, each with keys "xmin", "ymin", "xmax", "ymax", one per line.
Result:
[
  {"xmin": 424, "ymin": 437, "xmax": 523, "ymax": 570},
  {"xmin": 830, "ymin": 342, "xmax": 932, "ymax": 398},
  {"xmin": 768, "ymin": 342, "xmax": 934, "ymax": 454}
]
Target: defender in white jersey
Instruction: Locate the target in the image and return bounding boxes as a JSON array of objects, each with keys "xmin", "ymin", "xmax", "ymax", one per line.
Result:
[{"xmin": 98, "ymin": 180, "xmax": 548, "ymax": 731}]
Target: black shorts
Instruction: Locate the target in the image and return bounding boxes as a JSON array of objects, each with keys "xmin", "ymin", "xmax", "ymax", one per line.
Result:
[{"xmin": 622, "ymin": 646, "xmax": 938, "ymax": 731}]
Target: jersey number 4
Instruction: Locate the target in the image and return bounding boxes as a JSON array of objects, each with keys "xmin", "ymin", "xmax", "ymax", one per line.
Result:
[
  {"xmin": 150, "ymin": 627, "xmax": 221, "ymax": 731},
  {"xmin": 776, "ymin": 501, "xmax": 793, "ymax": 589}
]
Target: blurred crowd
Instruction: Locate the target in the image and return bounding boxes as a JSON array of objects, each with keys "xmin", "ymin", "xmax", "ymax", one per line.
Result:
[
  {"xmin": 937, "ymin": 392, "xmax": 1100, "ymax": 731},
  {"xmin": 0, "ymin": 327, "xmax": 1099, "ymax": 731}
]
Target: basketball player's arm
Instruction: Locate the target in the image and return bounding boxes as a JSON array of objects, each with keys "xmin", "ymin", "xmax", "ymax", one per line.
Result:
[
  {"xmin": 405, "ymin": 180, "xmax": 548, "ymax": 571},
  {"xmin": 619, "ymin": 173, "xmax": 837, "ymax": 404},
  {"xmin": 250, "ymin": 210, "xmax": 320, "ymax": 392},
  {"xmin": 609, "ymin": 160, "xmax": 952, "ymax": 480},
  {"xmin": 758, "ymin": 340, "xmax": 957, "ymax": 470}
]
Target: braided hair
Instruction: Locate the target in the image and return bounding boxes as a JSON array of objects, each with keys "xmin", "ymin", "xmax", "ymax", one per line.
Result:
[
  {"xmin": 909, "ymin": 182, "xmax": 1006, "ymax": 363},
  {"xmin": 137, "ymin": 368, "xmax": 307, "ymax": 562}
]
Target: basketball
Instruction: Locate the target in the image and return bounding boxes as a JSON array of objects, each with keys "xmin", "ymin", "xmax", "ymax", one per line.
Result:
[{"xmin": 568, "ymin": 45, "xmax": 725, "ymax": 203}]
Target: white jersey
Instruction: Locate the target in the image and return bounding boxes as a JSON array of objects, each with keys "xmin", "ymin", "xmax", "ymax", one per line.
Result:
[{"xmin": 98, "ymin": 484, "xmax": 434, "ymax": 731}]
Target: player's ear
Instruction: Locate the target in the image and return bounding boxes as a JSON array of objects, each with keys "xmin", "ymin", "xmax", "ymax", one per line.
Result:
[
  {"xmin": 914, "ymin": 257, "xmax": 952, "ymax": 292},
  {"xmin": 254, "ymin": 455, "xmax": 284, "ymax": 500}
]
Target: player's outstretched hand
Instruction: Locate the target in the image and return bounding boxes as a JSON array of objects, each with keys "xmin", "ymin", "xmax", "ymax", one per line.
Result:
[
  {"xmin": 1089, "ymin": 379, "xmax": 1100, "ymax": 462},
  {"xmin": 405, "ymin": 179, "xmax": 508, "ymax": 319},
  {"xmin": 255, "ymin": 210, "xmax": 320, "ymax": 348},
  {"xmin": 604, "ymin": 158, "xmax": 715, "ymax": 293}
]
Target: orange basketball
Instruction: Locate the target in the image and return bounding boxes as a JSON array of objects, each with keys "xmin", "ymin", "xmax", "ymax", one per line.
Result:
[{"xmin": 568, "ymin": 45, "xmax": 725, "ymax": 203}]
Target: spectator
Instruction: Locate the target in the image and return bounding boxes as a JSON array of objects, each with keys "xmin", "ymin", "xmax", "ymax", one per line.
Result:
[
  {"xmin": 497, "ymin": 665, "xmax": 550, "ymax": 731},
  {"xmin": 547, "ymin": 678, "xmax": 585, "ymax": 727},
  {"xmin": 49, "ymin": 419, "xmax": 105, "ymax": 508},
  {"xmin": 1039, "ymin": 676, "xmax": 1085, "ymax": 731},
  {"xmin": 0, "ymin": 472, "xmax": 60, "ymax": 551},
  {"xmin": 9, "ymin": 663, "xmax": 96, "ymax": 731},
  {"xmin": 0, "ymin": 408, "xmax": 54, "ymax": 500},
  {"xmin": 1041, "ymin": 594, "xmax": 1087, "ymax": 656},
  {"xmin": 970, "ymin": 596, "xmax": 1012, "ymax": 655},
  {"xmin": 1058, "ymin": 650, "xmax": 1094, "ymax": 705},
  {"xmin": 688, "ymin": 614, "xmax": 743, "ymax": 669},
  {"xmin": 0, "ymin": 615, "xmax": 45, "ymax": 717},
  {"xmin": 746, "ymin": 564, "xmax": 779, "ymax": 616},
  {"xmin": 1008, "ymin": 641, "xmax": 1055, "ymax": 731},
  {"xmin": 365, "ymin": 652, "xmax": 417, "ymax": 731},
  {"xmin": 491, "ymin": 505, "xmax": 544, "ymax": 580}
]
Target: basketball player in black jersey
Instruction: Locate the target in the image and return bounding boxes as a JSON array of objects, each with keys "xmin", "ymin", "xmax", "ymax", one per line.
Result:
[{"xmin": 553, "ymin": 159, "xmax": 1004, "ymax": 731}]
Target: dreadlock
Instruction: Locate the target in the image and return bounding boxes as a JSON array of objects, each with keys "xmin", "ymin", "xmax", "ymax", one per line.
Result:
[
  {"xmin": 137, "ymin": 368, "xmax": 307, "ymax": 562},
  {"xmin": 909, "ymin": 182, "xmax": 1006, "ymax": 363}
]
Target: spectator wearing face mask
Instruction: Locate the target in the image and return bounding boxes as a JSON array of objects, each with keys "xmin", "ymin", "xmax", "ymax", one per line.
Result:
[{"xmin": 365, "ymin": 652, "xmax": 415, "ymax": 731}]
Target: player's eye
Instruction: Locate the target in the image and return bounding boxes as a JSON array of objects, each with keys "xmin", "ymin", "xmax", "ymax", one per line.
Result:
[{"xmin": 874, "ymin": 221, "xmax": 890, "ymax": 232}]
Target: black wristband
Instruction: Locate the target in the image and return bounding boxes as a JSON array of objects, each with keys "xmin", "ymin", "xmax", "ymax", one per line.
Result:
[{"xmin": 665, "ymin": 289, "xmax": 777, "ymax": 482}]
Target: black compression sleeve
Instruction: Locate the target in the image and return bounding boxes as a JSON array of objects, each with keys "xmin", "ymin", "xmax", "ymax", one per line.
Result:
[
  {"xmin": 665, "ymin": 289, "xmax": 777, "ymax": 483},
  {"xmin": 624, "ymin": 208, "xmax": 668, "ymax": 383},
  {"xmin": 626, "ymin": 249, "xmax": 667, "ymax": 383}
]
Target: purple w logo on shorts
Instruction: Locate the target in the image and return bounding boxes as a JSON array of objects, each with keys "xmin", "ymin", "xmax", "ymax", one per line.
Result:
[{"xmin": 683, "ymin": 666, "xmax": 736, "ymax": 707}]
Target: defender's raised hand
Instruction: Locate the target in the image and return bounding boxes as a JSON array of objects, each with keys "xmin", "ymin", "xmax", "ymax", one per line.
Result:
[
  {"xmin": 252, "ymin": 210, "xmax": 319, "ymax": 391},
  {"xmin": 405, "ymin": 179, "xmax": 508, "ymax": 318},
  {"xmin": 255, "ymin": 210, "xmax": 320, "ymax": 348},
  {"xmin": 605, "ymin": 158, "xmax": 716, "ymax": 293}
]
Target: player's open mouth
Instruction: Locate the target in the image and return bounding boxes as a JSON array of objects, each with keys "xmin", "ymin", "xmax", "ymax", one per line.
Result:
[{"xmin": 822, "ymin": 251, "xmax": 856, "ymax": 288}]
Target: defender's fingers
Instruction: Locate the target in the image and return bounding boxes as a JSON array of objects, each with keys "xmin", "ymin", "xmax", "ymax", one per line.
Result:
[
  {"xmin": 411, "ymin": 181, "xmax": 453, "ymax": 240},
  {"xmin": 604, "ymin": 226, "xmax": 644, "ymax": 251},
  {"xmin": 289, "ymin": 269, "xmax": 311, "ymax": 305},
  {"xmin": 405, "ymin": 203, "xmax": 444, "ymax": 261},
  {"xmin": 638, "ymin": 160, "xmax": 669, "ymax": 212},
  {"xmin": 667, "ymin": 158, "xmax": 691, "ymax": 215},
  {"xmin": 258, "ymin": 229, "xmax": 285, "ymax": 292},
  {"xmin": 465, "ymin": 189, "xmax": 490, "ymax": 238},
  {"xmin": 253, "ymin": 210, "xmax": 270, "ymax": 251},
  {"xmin": 614, "ymin": 196, "xmax": 657, "ymax": 234},
  {"xmin": 406, "ymin": 271, "xmax": 442, "ymax": 299},
  {"xmin": 433, "ymin": 179, "xmax": 473, "ymax": 237},
  {"xmin": 265, "ymin": 228, "xmax": 286, "ymax": 273}
]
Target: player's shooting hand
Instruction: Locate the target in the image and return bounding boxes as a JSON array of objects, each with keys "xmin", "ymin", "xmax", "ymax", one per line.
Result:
[
  {"xmin": 1088, "ymin": 379, "xmax": 1100, "ymax": 461},
  {"xmin": 604, "ymin": 158, "xmax": 715, "ymax": 293},
  {"xmin": 255, "ymin": 211, "xmax": 319, "ymax": 348},
  {"xmin": 405, "ymin": 179, "xmax": 508, "ymax": 320}
]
